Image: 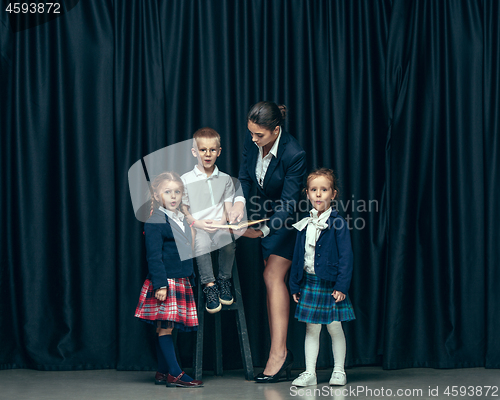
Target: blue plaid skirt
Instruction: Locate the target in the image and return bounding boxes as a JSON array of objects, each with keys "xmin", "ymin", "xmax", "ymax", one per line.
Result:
[{"xmin": 295, "ymin": 272, "xmax": 355, "ymax": 324}]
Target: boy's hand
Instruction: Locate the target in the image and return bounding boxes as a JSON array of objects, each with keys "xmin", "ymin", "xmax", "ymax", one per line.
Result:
[
  {"xmin": 228, "ymin": 202, "xmax": 245, "ymax": 223},
  {"xmin": 195, "ymin": 219, "xmax": 218, "ymax": 233},
  {"xmin": 155, "ymin": 288, "xmax": 167, "ymax": 301},
  {"xmin": 332, "ymin": 290, "xmax": 346, "ymax": 303},
  {"xmin": 292, "ymin": 293, "xmax": 300, "ymax": 303}
]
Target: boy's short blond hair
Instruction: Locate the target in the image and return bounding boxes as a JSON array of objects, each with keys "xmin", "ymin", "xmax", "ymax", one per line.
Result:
[{"xmin": 193, "ymin": 127, "xmax": 221, "ymax": 148}]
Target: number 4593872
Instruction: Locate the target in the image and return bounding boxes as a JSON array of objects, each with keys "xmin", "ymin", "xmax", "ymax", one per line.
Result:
[{"xmin": 6, "ymin": 3, "xmax": 61, "ymax": 14}]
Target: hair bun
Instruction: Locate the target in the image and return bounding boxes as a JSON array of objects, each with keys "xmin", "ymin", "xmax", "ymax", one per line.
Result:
[
  {"xmin": 247, "ymin": 101, "xmax": 286, "ymax": 130},
  {"xmin": 278, "ymin": 104, "xmax": 287, "ymax": 120}
]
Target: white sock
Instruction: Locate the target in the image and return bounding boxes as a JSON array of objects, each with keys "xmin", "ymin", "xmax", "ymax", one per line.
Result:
[
  {"xmin": 304, "ymin": 323, "xmax": 322, "ymax": 373},
  {"xmin": 327, "ymin": 321, "xmax": 346, "ymax": 373}
]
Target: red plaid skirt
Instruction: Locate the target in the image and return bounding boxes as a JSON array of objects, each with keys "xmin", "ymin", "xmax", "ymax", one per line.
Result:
[{"xmin": 135, "ymin": 278, "xmax": 198, "ymax": 332}]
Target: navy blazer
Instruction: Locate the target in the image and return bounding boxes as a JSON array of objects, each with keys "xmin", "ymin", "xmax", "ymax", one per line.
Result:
[
  {"xmin": 144, "ymin": 209, "xmax": 194, "ymax": 290},
  {"xmin": 289, "ymin": 209, "xmax": 353, "ymax": 295},
  {"xmin": 238, "ymin": 130, "xmax": 306, "ymax": 236}
]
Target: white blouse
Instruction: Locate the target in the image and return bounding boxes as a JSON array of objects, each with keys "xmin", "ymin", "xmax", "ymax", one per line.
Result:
[
  {"xmin": 254, "ymin": 127, "xmax": 282, "ymax": 188},
  {"xmin": 159, "ymin": 206, "xmax": 185, "ymax": 232},
  {"xmin": 293, "ymin": 207, "xmax": 332, "ymax": 274}
]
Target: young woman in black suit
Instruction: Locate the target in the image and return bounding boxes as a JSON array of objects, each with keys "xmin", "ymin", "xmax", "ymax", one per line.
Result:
[{"xmin": 229, "ymin": 101, "xmax": 307, "ymax": 382}]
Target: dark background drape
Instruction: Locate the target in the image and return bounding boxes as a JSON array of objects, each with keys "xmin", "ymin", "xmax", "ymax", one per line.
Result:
[{"xmin": 1, "ymin": 0, "xmax": 498, "ymax": 371}]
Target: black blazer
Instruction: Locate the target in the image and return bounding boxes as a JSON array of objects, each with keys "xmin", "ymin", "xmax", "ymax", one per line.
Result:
[
  {"xmin": 144, "ymin": 209, "xmax": 194, "ymax": 290},
  {"xmin": 238, "ymin": 130, "xmax": 307, "ymax": 236}
]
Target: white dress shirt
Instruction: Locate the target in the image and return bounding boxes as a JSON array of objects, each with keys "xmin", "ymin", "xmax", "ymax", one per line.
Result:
[
  {"xmin": 182, "ymin": 165, "xmax": 244, "ymax": 221},
  {"xmin": 292, "ymin": 207, "xmax": 332, "ymax": 274},
  {"xmin": 254, "ymin": 127, "xmax": 282, "ymax": 237},
  {"xmin": 255, "ymin": 127, "xmax": 282, "ymax": 188}
]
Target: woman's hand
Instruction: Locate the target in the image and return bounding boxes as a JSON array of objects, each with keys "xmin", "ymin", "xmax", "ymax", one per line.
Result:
[
  {"xmin": 155, "ymin": 288, "xmax": 167, "ymax": 301},
  {"xmin": 238, "ymin": 228, "xmax": 263, "ymax": 239},
  {"xmin": 227, "ymin": 202, "xmax": 245, "ymax": 224},
  {"xmin": 194, "ymin": 219, "xmax": 218, "ymax": 233},
  {"xmin": 292, "ymin": 293, "xmax": 301, "ymax": 303},
  {"xmin": 332, "ymin": 290, "xmax": 346, "ymax": 303}
]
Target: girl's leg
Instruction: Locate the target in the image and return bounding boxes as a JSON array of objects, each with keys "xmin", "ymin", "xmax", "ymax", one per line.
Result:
[
  {"xmin": 291, "ymin": 323, "xmax": 321, "ymax": 386},
  {"xmin": 304, "ymin": 323, "xmax": 322, "ymax": 373},
  {"xmin": 326, "ymin": 321, "xmax": 346, "ymax": 373},
  {"xmin": 157, "ymin": 328, "xmax": 193, "ymax": 382},
  {"xmin": 262, "ymin": 254, "xmax": 292, "ymax": 376},
  {"xmin": 155, "ymin": 331, "xmax": 168, "ymax": 374}
]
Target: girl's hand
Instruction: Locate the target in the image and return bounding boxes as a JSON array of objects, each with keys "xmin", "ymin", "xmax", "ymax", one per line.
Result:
[
  {"xmin": 332, "ymin": 290, "xmax": 346, "ymax": 303},
  {"xmin": 194, "ymin": 219, "xmax": 217, "ymax": 233},
  {"xmin": 227, "ymin": 202, "xmax": 245, "ymax": 224},
  {"xmin": 292, "ymin": 293, "xmax": 301, "ymax": 303},
  {"xmin": 155, "ymin": 288, "xmax": 167, "ymax": 301},
  {"xmin": 239, "ymin": 228, "xmax": 263, "ymax": 239}
]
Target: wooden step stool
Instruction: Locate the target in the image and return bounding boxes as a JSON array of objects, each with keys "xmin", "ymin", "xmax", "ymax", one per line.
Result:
[{"xmin": 193, "ymin": 258, "xmax": 254, "ymax": 380}]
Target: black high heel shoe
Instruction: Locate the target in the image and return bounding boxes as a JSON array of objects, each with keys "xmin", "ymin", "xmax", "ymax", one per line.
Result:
[{"xmin": 254, "ymin": 350, "xmax": 294, "ymax": 383}]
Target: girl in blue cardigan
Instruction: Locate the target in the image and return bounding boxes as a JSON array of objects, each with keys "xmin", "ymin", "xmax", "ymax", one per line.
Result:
[
  {"xmin": 289, "ymin": 168, "xmax": 355, "ymax": 387},
  {"xmin": 135, "ymin": 172, "xmax": 203, "ymax": 388}
]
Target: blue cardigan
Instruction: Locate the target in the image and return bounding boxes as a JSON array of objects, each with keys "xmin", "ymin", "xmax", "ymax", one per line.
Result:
[
  {"xmin": 144, "ymin": 209, "xmax": 194, "ymax": 290},
  {"xmin": 289, "ymin": 209, "xmax": 353, "ymax": 295},
  {"xmin": 238, "ymin": 130, "xmax": 306, "ymax": 236}
]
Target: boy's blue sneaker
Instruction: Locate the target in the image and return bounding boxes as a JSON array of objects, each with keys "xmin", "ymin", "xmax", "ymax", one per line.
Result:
[
  {"xmin": 217, "ymin": 278, "xmax": 234, "ymax": 305},
  {"xmin": 203, "ymin": 284, "xmax": 222, "ymax": 313}
]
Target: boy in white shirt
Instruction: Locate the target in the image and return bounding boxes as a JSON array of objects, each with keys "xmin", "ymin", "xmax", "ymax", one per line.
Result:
[{"xmin": 181, "ymin": 127, "xmax": 243, "ymax": 313}]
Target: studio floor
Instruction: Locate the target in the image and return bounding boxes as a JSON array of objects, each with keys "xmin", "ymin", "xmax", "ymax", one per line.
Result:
[{"xmin": 1, "ymin": 367, "xmax": 498, "ymax": 400}]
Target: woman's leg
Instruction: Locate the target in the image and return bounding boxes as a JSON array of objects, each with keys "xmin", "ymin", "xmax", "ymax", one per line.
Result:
[{"xmin": 262, "ymin": 254, "xmax": 292, "ymax": 375}]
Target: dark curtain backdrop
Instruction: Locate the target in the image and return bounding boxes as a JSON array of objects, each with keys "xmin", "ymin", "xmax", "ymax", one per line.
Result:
[{"xmin": 1, "ymin": 0, "xmax": 498, "ymax": 371}]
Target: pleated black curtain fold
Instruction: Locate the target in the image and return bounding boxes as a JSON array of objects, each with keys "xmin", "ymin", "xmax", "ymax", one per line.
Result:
[
  {"xmin": 1, "ymin": 0, "xmax": 499, "ymax": 371},
  {"xmin": 385, "ymin": 0, "xmax": 488, "ymax": 368},
  {"xmin": 0, "ymin": 0, "xmax": 116, "ymax": 369},
  {"xmin": 483, "ymin": 0, "xmax": 500, "ymax": 369}
]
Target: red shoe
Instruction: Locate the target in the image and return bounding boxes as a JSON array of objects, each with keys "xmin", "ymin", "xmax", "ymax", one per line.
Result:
[
  {"xmin": 166, "ymin": 372, "xmax": 203, "ymax": 388},
  {"xmin": 154, "ymin": 371, "xmax": 168, "ymax": 385}
]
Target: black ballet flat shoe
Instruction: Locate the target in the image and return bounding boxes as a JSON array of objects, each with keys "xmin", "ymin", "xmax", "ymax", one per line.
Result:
[{"xmin": 254, "ymin": 350, "xmax": 294, "ymax": 383}]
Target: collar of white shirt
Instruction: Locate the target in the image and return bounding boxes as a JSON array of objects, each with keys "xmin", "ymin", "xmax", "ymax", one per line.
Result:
[
  {"xmin": 293, "ymin": 207, "xmax": 332, "ymax": 231},
  {"xmin": 159, "ymin": 206, "xmax": 185, "ymax": 222},
  {"xmin": 255, "ymin": 126, "xmax": 282, "ymax": 157},
  {"xmin": 193, "ymin": 164, "xmax": 219, "ymax": 178}
]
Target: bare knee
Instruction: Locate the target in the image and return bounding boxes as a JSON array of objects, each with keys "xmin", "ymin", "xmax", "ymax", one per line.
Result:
[
  {"xmin": 157, "ymin": 327, "xmax": 173, "ymax": 336},
  {"xmin": 263, "ymin": 267, "xmax": 286, "ymax": 288},
  {"xmin": 263, "ymin": 257, "xmax": 291, "ymax": 286},
  {"xmin": 263, "ymin": 267, "xmax": 276, "ymax": 285}
]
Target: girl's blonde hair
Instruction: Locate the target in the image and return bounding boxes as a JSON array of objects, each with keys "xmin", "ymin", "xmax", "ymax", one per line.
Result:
[{"xmin": 149, "ymin": 171, "xmax": 184, "ymax": 214}]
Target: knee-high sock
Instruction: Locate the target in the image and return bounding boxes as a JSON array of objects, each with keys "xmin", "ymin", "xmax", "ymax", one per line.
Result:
[
  {"xmin": 155, "ymin": 336, "xmax": 169, "ymax": 374},
  {"xmin": 304, "ymin": 323, "xmax": 322, "ymax": 373},
  {"xmin": 326, "ymin": 321, "xmax": 346, "ymax": 373},
  {"xmin": 158, "ymin": 334, "xmax": 193, "ymax": 382}
]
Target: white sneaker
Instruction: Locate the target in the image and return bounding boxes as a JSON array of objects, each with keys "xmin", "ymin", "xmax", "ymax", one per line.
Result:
[
  {"xmin": 291, "ymin": 371, "xmax": 317, "ymax": 387},
  {"xmin": 329, "ymin": 371, "xmax": 347, "ymax": 386}
]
